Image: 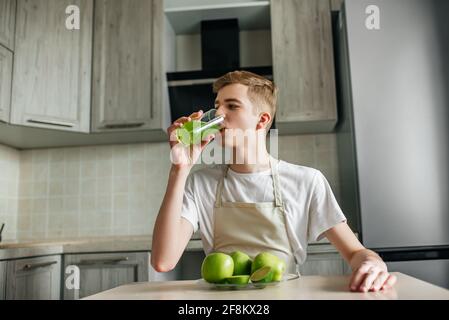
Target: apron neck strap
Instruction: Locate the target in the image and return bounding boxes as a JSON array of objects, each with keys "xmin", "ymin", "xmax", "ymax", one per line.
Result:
[
  {"xmin": 270, "ymin": 157, "xmax": 284, "ymax": 207},
  {"xmin": 214, "ymin": 157, "xmax": 284, "ymax": 208}
]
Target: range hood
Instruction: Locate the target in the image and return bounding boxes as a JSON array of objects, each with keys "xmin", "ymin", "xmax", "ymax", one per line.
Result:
[
  {"xmin": 166, "ymin": 18, "xmax": 272, "ymax": 122},
  {"xmin": 167, "ymin": 18, "xmax": 272, "ymax": 84}
]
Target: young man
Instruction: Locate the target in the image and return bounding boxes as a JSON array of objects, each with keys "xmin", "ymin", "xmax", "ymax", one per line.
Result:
[{"xmin": 151, "ymin": 71, "xmax": 397, "ymax": 292}]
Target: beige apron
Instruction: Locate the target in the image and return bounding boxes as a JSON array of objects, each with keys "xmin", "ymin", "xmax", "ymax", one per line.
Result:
[{"xmin": 213, "ymin": 157, "xmax": 299, "ymax": 274}]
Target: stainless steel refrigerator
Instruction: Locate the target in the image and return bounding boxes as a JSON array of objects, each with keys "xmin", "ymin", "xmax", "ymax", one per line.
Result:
[{"xmin": 335, "ymin": 0, "xmax": 449, "ymax": 289}]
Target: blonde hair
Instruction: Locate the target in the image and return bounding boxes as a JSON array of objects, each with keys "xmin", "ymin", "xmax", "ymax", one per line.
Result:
[{"xmin": 213, "ymin": 70, "xmax": 278, "ymax": 130}]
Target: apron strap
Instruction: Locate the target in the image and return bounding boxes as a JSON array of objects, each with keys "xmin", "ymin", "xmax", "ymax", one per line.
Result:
[
  {"xmin": 270, "ymin": 157, "xmax": 284, "ymax": 208},
  {"xmin": 214, "ymin": 165, "xmax": 228, "ymax": 208}
]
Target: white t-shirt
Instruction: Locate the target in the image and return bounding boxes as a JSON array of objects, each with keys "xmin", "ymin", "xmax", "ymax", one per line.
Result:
[{"xmin": 181, "ymin": 160, "xmax": 347, "ymax": 264}]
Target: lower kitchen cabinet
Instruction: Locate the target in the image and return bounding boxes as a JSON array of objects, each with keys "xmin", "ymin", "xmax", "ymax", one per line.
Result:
[
  {"xmin": 63, "ymin": 252, "xmax": 150, "ymax": 300},
  {"xmin": 0, "ymin": 261, "xmax": 6, "ymax": 299},
  {"xmin": 299, "ymin": 252, "xmax": 352, "ymax": 276},
  {"xmin": 5, "ymin": 255, "xmax": 61, "ymax": 300}
]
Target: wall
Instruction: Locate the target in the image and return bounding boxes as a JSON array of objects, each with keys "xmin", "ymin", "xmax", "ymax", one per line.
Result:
[
  {"xmin": 16, "ymin": 143, "xmax": 170, "ymax": 240},
  {"xmin": 1, "ymin": 133, "xmax": 340, "ymax": 241},
  {"xmin": 0, "ymin": 144, "xmax": 19, "ymax": 241}
]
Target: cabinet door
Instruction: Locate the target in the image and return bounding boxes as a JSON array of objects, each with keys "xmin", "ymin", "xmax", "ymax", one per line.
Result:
[
  {"xmin": 63, "ymin": 252, "xmax": 149, "ymax": 300},
  {"xmin": 6, "ymin": 255, "xmax": 61, "ymax": 300},
  {"xmin": 11, "ymin": 0, "xmax": 92, "ymax": 132},
  {"xmin": 0, "ymin": 44, "xmax": 12, "ymax": 123},
  {"xmin": 271, "ymin": 0, "xmax": 337, "ymax": 133},
  {"xmin": 330, "ymin": 0, "xmax": 344, "ymax": 11},
  {"xmin": 92, "ymin": 0, "xmax": 163, "ymax": 132},
  {"xmin": 0, "ymin": 261, "xmax": 6, "ymax": 300},
  {"xmin": 0, "ymin": 0, "xmax": 16, "ymax": 50},
  {"xmin": 299, "ymin": 253, "xmax": 350, "ymax": 276}
]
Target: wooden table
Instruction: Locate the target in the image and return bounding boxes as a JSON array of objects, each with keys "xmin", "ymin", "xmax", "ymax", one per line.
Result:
[{"xmin": 84, "ymin": 272, "xmax": 449, "ymax": 300}]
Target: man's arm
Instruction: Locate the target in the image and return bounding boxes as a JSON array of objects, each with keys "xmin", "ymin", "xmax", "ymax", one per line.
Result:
[
  {"xmin": 151, "ymin": 110, "xmax": 214, "ymax": 273},
  {"xmin": 151, "ymin": 166, "xmax": 194, "ymax": 272},
  {"xmin": 324, "ymin": 222, "xmax": 397, "ymax": 292}
]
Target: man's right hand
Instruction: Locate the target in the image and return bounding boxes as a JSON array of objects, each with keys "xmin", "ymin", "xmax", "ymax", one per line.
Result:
[{"xmin": 167, "ymin": 110, "xmax": 215, "ymax": 170}]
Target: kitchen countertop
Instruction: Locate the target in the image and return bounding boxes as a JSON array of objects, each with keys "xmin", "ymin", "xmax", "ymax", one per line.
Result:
[
  {"xmin": 0, "ymin": 235, "xmax": 337, "ymax": 260},
  {"xmin": 0, "ymin": 236, "xmax": 203, "ymax": 260},
  {"xmin": 83, "ymin": 272, "xmax": 449, "ymax": 300}
]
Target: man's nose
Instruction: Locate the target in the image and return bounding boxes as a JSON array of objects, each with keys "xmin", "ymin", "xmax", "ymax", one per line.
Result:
[{"xmin": 215, "ymin": 106, "xmax": 225, "ymax": 117}]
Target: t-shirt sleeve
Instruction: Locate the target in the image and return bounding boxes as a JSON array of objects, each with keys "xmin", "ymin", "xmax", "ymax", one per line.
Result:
[
  {"xmin": 180, "ymin": 174, "xmax": 200, "ymax": 233},
  {"xmin": 307, "ymin": 170, "xmax": 347, "ymax": 243}
]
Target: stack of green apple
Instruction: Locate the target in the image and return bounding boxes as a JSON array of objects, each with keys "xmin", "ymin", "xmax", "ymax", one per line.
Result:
[{"xmin": 201, "ymin": 251, "xmax": 286, "ymax": 286}]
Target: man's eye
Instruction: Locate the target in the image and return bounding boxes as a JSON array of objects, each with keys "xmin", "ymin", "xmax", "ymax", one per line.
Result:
[{"xmin": 228, "ymin": 104, "xmax": 238, "ymax": 109}]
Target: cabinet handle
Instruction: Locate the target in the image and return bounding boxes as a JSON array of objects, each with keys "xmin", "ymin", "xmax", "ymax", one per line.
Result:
[
  {"xmin": 22, "ymin": 261, "xmax": 58, "ymax": 271},
  {"xmin": 102, "ymin": 123, "xmax": 145, "ymax": 129},
  {"xmin": 27, "ymin": 119, "xmax": 74, "ymax": 128},
  {"xmin": 77, "ymin": 257, "xmax": 129, "ymax": 265}
]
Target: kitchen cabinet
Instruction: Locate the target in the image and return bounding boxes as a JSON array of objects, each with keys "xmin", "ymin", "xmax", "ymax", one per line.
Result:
[
  {"xmin": 0, "ymin": 44, "xmax": 12, "ymax": 123},
  {"xmin": 10, "ymin": 0, "xmax": 93, "ymax": 133},
  {"xmin": 5, "ymin": 255, "xmax": 61, "ymax": 300},
  {"xmin": 63, "ymin": 252, "xmax": 150, "ymax": 300},
  {"xmin": 271, "ymin": 0, "xmax": 338, "ymax": 134},
  {"xmin": 299, "ymin": 252, "xmax": 352, "ymax": 276},
  {"xmin": 92, "ymin": 0, "xmax": 168, "ymax": 133},
  {"xmin": 0, "ymin": 0, "xmax": 16, "ymax": 50},
  {"xmin": 0, "ymin": 261, "xmax": 6, "ymax": 299},
  {"xmin": 330, "ymin": 0, "xmax": 344, "ymax": 11}
]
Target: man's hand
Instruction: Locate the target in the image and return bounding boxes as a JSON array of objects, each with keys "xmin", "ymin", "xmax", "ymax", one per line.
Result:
[
  {"xmin": 349, "ymin": 252, "xmax": 397, "ymax": 292},
  {"xmin": 167, "ymin": 110, "xmax": 215, "ymax": 169},
  {"xmin": 323, "ymin": 223, "xmax": 397, "ymax": 293}
]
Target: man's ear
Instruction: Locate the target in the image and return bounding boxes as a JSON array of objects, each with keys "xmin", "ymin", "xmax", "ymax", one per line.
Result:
[{"xmin": 257, "ymin": 112, "xmax": 271, "ymax": 130}]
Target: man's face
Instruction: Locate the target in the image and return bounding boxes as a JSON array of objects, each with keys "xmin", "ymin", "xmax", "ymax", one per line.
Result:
[{"xmin": 214, "ymin": 84, "xmax": 261, "ymax": 148}]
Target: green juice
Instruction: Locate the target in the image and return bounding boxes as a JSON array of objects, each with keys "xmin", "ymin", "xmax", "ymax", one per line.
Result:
[{"xmin": 176, "ymin": 120, "xmax": 221, "ymax": 146}]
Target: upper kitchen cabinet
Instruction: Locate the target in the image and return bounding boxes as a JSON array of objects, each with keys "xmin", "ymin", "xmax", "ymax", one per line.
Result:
[
  {"xmin": 271, "ymin": 0, "xmax": 338, "ymax": 134},
  {"xmin": 10, "ymin": 0, "xmax": 93, "ymax": 133},
  {"xmin": 0, "ymin": 44, "xmax": 12, "ymax": 123},
  {"xmin": 92, "ymin": 0, "xmax": 169, "ymax": 133},
  {"xmin": 0, "ymin": 0, "xmax": 16, "ymax": 51},
  {"xmin": 330, "ymin": 0, "xmax": 344, "ymax": 11}
]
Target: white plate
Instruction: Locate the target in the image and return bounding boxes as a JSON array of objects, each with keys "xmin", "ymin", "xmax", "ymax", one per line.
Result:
[{"xmin": 196, "ymin": 273, "xmax": 300, "ymax": 290}]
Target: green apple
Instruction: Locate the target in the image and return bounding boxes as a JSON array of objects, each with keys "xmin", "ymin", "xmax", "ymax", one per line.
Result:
[
  {"xmin": 251, "ymin": 252, "xmax": 286, "ymax": 282},
  {"xmin": 224, "ymin": 275, "xmax": 250, "ymax": 285},
  {"xmin": 272, "ymin": 258, "xmax": 286, "ymax": 281},
  {"xmin": 250, "ymin": 266, "xmax": 274, "ymax": 283},
  {"xmin": 201, "ymin": 252, "xmax": 234, "ymax": 283},
  {"xmin": 230, "ymin": 251, "xmax": 252, "ymax": 276}
]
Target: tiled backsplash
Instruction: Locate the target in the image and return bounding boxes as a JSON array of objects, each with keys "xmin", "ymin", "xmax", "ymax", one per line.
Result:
[
  {"xmin": 1, "ymin": 133, "xmax": 340, "ymax": 241},
  {"xmin": 0, "ymin": 144, "xmax": 20, "ymax": 241}
]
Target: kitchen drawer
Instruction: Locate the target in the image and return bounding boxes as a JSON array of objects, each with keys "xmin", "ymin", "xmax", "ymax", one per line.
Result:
[{"xmin": 63, "ymin": 251, "xmax": 149, "ymax": 299}]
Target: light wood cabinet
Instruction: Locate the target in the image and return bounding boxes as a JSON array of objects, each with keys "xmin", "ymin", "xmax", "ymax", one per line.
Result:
[
  {"xmin": 330, "ymin": 0, "xmax": 344, "ymax": 11},
  {"xmin": 10, "ymin": 0, "xmax": 93, "ymax": 133},
  {"xmin": 0, "ymin": 0, "xmax": 16, "ymax": 50},
  {"xmin": 6, "ymin": 255, "xmax": 61, "ymax": 300},
  {"xmin": 299, "ymin": 252, "xmax": 352, "ymax": 276},
  {"xmin": 0, "ymin": 44, "xmax": 12, "ymax": 123},
  {"xmin": 92, "ymin": 0, "xmax": 167, "ymax": 132},
  {"xmin": 63, "ymin": 252, "xmax": 150, "ymax": 300},
  {"xmin": 0, "ymin": 261, "xmax": 6, "ymax": 299},
  {"xmin": 271, "ymin": 0, "xmax": 338, "ymax": 134}
]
